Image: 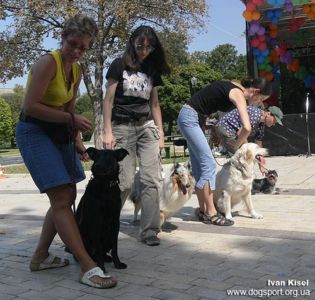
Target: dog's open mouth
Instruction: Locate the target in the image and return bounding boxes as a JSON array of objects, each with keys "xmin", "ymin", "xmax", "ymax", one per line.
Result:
[
  {"xmin": 176, "ymin": 178, "xmax": 187, "ymax": 195},
  {"xmin": 255, "ymin": 154, "xmax": 266, "ymax": 165}
]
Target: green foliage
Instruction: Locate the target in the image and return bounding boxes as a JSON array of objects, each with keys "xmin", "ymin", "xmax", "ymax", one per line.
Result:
[
  {"xmin": 0, "ymin": 97, "xmax": 13, "ymax": 143},
  {"xmin": 190, "ymin": 44, "xmax": 247, "ymax": 80},
  {"xmin": 76, "ymin": 94, "xmax": 93, "ymax": 114},
  {"xmin": 158, "ymin": 31, "xmax": 189, "ymax": 66},
  {"xmin": 81, "ymin": 111, "xmax": 94, "ymax": 141},
  {"xmin": 1, "ymin": 84, "xmax": 24, "ymax": 137},
  {"xmin": 159, "ymin": 63, "xmax": 222, "ymax": 135},
  {"xmin": 76, "ymin": 94, "xmax": 94, "ymax": 141}
]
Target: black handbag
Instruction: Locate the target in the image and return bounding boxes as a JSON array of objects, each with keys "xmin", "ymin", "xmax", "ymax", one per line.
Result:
[{"xmin": 19, "ymin": 111, "xmax": 76, "ymax": 144}]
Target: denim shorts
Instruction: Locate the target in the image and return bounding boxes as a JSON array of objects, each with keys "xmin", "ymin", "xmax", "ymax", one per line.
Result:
[
  {"xmin": 16, "ymin": 121, "xmax": 85, "ymax": 193},
  {"xmin": 177, "ymin": 105, "xmax": 216, "ymax": 190}
]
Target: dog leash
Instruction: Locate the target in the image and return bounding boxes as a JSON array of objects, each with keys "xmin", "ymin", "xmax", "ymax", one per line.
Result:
[
  {"xmin": 69, "ymin": 112, "xmax": 77, "ymax": 214},
  {"xmin": 210, "ymin": 146, "xmax": 228, "ymax": 167}
]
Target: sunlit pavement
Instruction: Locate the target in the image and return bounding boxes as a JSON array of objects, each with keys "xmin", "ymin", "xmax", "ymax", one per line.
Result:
[{"xmin": 0, "ymin": 155, "xmax": 315, "ymax": 299}]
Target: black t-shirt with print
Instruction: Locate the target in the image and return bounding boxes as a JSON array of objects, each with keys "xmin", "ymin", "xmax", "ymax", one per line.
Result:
[{"xmin": 106, "ymin": 58, "xmax": 162, "ymax": 121}]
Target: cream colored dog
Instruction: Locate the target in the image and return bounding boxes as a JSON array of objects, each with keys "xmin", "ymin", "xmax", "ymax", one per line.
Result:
[
  {"xmin": 214, "ymin": 143, "xmax": 268, "ymax": 220},
  {"xmin": 130, "ymin": 161, "xmax": 195, "ymax": 225}
]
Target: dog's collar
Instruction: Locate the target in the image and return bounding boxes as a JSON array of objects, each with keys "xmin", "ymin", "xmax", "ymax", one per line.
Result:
[
  {"xmin": 226, "ymin": 161, "xmax": 251, "ymax": 178},
  {"xmin": 90, "ymin": 176, "xmax": 119, "ymax": 188},
  {"xmin": 226, "ymin": 161, "xmax": 243, "ymax": 173}
]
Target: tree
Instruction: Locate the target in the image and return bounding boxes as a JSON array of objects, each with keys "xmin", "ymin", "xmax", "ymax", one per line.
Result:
[
  {"xmin": 76, "ymin": 93, "xmax": 94, "ymax": 141},
  {"xmin": 159, "ymin": 63, "xmax": 222, "ymax": 135},
  {"xmin": 0, "ymin": 1, "xmax": 208, "ymax": 147},
  {"xmin": 0, "ymin": 97, "xmax": 13, "ymax": 143},
  {"xmin": 76, "ymin": 93, "xmax": 93, "ymax": 114},
  {"xmin": 158, "ymin": 31, "xmax": 190, "ymax": 67},
  {"xmin": 190, "ymin": 44, "xmax": 247, "ymax": 80},
  {"xmin": 1, "ymin": 84, "xmax": 24, "ymax": 146}
]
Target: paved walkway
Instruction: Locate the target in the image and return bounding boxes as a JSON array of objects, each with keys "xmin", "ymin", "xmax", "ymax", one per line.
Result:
[{"xmin": 0, "ymin": 155, "xmax": 315, "ymax": 299}]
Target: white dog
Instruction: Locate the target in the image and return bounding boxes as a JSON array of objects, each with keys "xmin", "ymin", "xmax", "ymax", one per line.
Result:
[
  {"xmin": 214, "ymin": 143, "xmax": 268, "ymax": 220},
  {"xmin": 129, "ymin": 161, "xmax": 195, "ymax": 225}
]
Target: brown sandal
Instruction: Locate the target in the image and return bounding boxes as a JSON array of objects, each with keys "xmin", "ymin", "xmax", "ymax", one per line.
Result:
[{"xmin": 203, "ymin": 213, "xmax": 234, "ymax": 226}]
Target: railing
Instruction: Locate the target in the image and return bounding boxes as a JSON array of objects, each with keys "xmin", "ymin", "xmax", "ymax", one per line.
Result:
[
  {"xmin": 162, "ymin": 135, "xmax": 188, "ymax": 159},
  {"xmin": 162, "ymin": 133, "xmax": 211, "ymax": 160}
]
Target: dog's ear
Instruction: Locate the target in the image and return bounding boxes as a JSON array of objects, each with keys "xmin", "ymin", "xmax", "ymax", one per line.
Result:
[
  {"xmin": 245, "ymin": 149, "xmax": 254, "ymax": 161},
  {"xmin": 270, "ymin": 170, "xmax": 278, "ymax": 177},
  {"xmin": 115, "ymin": 148, "xmax": 129, "ymax": 161},
  {"xmin": 184, "ymin": 160, "xmax": 191, "ymax": 170},
  {"xmin": 85, "ymin": 147, "xmax": 99, "ymax": 161}
]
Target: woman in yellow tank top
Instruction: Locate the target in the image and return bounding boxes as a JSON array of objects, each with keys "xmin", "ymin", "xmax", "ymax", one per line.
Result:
[{"xmin": 16, "ymin": 14, "xmax": 117, "ymax": 289}]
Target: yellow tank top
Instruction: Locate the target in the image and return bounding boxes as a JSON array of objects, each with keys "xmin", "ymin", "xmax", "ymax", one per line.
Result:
[{"xmin": 26, "ymin": 49, "xmax": 80, "ymax": 106}]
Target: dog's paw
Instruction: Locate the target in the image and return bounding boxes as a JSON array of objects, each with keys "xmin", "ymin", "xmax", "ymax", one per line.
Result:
[
  {"xmin": 251, "ymin": 212, "xmax": 263, "ymax": 219},
  {"xmin": 114, "ymin": 262, "xmax": 127, "ymax": 269},
  {"xmin": 104, "ymin": 254, "xmax": 113, "ymax": 262}
]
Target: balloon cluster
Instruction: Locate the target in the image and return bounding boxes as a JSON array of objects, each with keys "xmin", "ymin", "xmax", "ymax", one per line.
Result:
[
  {"xmin": 292, "ymin": 0, "xmax": 311, "ymax": 5},
  {"xmin": 289, "ymin": 17, "xmax": 304, "ymax": 32},
  {"xmin": 284, "ymin": 0, "xmax": 294, "ymax": 12},
  {"xmin": 269, "ymin": 23, "xmax": 278, "ymax": 38},
  {"xmin": 265, "ymin": 9, "xmax": 283, "ymax": 23},
  {"xmin": 266, "ymin": 0, "xmax": 285, "ymax": 6},
  {"xmin": 242, "ymin": 0, "xmax": 265, "ymax": 22},
  {"xmin": 304, "ymin": 75, "xmax": 315, "ymax": 93},
  {"xmin": 304, "ymin": 73, "xmax": 315, "ymax": 94},
  {"xmin": 287, "ymin": 58, "xmax": 300, "ymax": 72},
  {"xmin": 278, "ymin": 43, "xmax": 292, "ymax": 64},
  {"xmin": 242, "ymin": 0, "xmax": 315, "ymax": 93},
  {"xmin": 302, "ymin": 3, "xmax": 315, "ymax": 19}
]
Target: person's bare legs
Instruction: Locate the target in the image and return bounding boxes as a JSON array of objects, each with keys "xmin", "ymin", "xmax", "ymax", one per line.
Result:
[
  {"xmin": 31, "ymin": 184, "xmax": 114, "ymax": 284},
  {"xmin": 195, "ymin": 181, "xmax": 217, "ymax": 216}
]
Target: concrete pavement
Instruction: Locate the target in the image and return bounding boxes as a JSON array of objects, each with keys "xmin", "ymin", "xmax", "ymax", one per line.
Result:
[{"xmin": 0, "ymin": 155, "xmax": 315, "ymax": 299}]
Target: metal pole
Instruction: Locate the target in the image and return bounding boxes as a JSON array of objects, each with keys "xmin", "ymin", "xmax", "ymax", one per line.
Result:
[{"xmin": 305, "ymin": 92, "xmax": 312, "ymax": 157}]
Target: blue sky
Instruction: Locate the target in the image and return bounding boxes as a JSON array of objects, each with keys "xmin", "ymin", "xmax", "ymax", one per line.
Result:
[{"xmin": 0, "ymin": 0, "xmax": 246, "ymax": 90}]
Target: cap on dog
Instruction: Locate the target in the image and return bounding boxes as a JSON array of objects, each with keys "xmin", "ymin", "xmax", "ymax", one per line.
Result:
[{"xmin": 268, "ymin": 106, "xmax": 283, "ymax": 126}]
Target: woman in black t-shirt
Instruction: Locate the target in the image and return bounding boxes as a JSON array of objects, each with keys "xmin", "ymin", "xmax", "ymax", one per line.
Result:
[
  {"xmin": 177, "ymin": 78, "xmax": 272, "ymax": 226},
  {"xmin": 103, "ymin": 25, "xmax": 170, "ymax": 246}
]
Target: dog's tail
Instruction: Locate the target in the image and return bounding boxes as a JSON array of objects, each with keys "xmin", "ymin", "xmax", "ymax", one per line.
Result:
[{"xmin": 129, "ymin": 190, "xmax": 141, "ymax": 222}]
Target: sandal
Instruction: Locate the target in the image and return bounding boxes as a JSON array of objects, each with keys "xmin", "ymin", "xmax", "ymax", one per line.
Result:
[
  {"xmin": 194, "ymin": 208, "xmax": 205, "ymax": 221},
  {"xmin": 80, "ymin": 266, "xmax": 117, "ymax": 289},
  {"xmin": 30, "ymin": 253, "xmax": 70, "ymax": 272},
  {"xmin": 203, "ymin": 213, "xmax": 234, "ymax": 226}
]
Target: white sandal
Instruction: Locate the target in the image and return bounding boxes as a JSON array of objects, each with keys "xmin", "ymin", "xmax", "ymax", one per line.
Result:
[
  {"xmin": 30, "ymin": 253, "xmax": 69, "ymax": 272},
  {"xmin": 80, "ymin": 266, "xmax": 117, "ymax": 289}
]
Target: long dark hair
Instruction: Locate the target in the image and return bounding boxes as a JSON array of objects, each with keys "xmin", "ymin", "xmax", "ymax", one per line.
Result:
[
  {"xmin": 241, "ymin": 77, "xmax": 272, "ymax": 96},
  {"xmin": 122, "ymin": 25, "xmax": 170, "ymax": 76}
]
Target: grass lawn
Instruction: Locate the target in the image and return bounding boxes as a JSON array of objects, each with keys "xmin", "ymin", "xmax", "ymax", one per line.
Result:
[
  {"xmin": 3, "ymin": 161, "xmax": 94, "ymax": 174},
  {"xmin": 1, "ymin": 145, "xmax": 189, "ymax": 174},
  {"xmin": 0, "ymin": 148, "xmax": 21, "ymax": 156}
]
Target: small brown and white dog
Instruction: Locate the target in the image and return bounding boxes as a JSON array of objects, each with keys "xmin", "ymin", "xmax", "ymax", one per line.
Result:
[
  {"xmin": 214, "ymin": 143, "xmax": 268, "ymax": 220},
  {"xmin": 129, "ymin": 161, "xmax": 195, "ymax": 225}
]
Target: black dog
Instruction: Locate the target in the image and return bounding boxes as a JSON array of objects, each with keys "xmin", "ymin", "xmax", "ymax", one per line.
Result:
[
  {"xmin": 75, "ymin": 147, "xmax": 128, "ymax": 272},
  {"xmin": 251, "ymin": 170, "xmax": 278, "ymax": 194}
]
